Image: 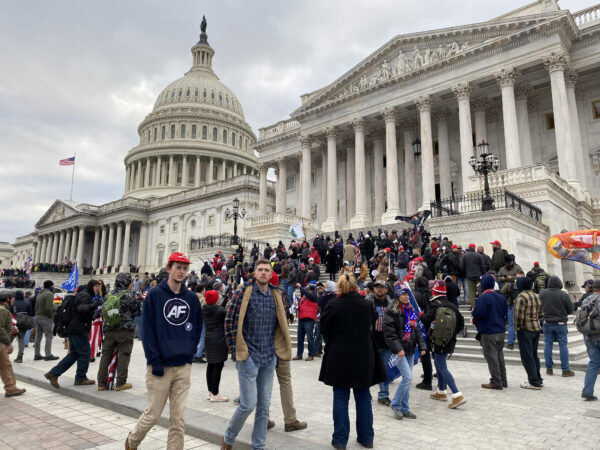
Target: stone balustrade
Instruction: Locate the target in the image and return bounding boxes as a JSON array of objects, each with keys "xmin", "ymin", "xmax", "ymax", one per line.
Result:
[
  {"xmin": 573, "ymin": 4, "xmax": 600, "ymax": 28},
  {"xmin": 258, "ymin": 119, "xmax": 301, "ymax": 140},
  {"xmin": 248, "ymin": 212, "xmax": 316, "ymax": 230}
]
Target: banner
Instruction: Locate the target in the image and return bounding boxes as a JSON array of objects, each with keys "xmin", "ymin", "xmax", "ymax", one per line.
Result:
[
  {"xmin": 61, "ymin": 263, "xmax": 79, "ymax": 291},
  {"xmin": 290, "ymin": 220, "xmax": 305, "ymax": 239},
  {"xmin": 547, "ymin": 229, "xmax": 600, "ymax": 270}
]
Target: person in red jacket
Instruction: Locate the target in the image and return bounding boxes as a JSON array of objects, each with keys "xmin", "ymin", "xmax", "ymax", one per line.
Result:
[
  {"xmin": 309, "ymin": 247, "xmax": 321, "ymax": 265},
  {"xmin": 293, "ymin": 283, "xmax": 318, "ymax": 361}
]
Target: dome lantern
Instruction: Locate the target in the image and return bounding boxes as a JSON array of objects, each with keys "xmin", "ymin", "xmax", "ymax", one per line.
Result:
[{"xmin": 191, "ymin": 15, "xmax": 214, "ymax": 73}]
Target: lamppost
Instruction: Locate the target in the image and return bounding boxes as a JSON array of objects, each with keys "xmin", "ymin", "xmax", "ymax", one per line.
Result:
[
  {"xmin": 225, "ymin": 197, "xmax": 246, "ymax": 245},
  {"xmin": 469, "ymin": 140, "xmax": 500, "ymax": 211}
]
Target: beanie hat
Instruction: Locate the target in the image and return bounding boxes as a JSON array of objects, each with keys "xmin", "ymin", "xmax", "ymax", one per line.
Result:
[
  {"xmin": 43, "ymin": 280, "xmax": 54, "ymax": 289},
  {"xmin": 325, "ymin": 280, "xmax": 337, "ymax": 293},
  {"xmin": 393, "ymin": 281, "xmax": 410, "ymax": 298},
  {"xmin": 431, "ymin": 280, "xmax": 447, "ymax": 297},
  {"xmin": 205, "ymin": 290, "xmax": 219, "ymax": 305},
  {"xmin": 270, "ymin": 272, "xmax": 279, "ymax": 286},
  {"xmin": 14, "ymin": 290, "xmax": 24, "ymax": 301},
  {"xmin": 480, "ymin": 274, "xmax": 495, "ymax": 292}
]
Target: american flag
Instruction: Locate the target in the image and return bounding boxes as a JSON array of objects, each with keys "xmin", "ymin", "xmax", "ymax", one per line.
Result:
[{"xmin": 59, "ymin": 156, "xmax": 75, "ymax": 166}]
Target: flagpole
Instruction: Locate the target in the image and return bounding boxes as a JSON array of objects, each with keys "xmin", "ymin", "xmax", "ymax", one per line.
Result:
[{"xmin": 70, "ymin": 152, "xmax": 76, "ymax": 201}]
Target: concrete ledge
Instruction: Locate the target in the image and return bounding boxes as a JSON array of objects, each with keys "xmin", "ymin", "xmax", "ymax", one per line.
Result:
[{"xmin": 14, "ymin": 365, "xmax": 327, "ymax": 450}]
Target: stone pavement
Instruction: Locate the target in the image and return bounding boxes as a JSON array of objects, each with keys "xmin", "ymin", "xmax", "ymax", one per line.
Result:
[
  {"xmin": 12, "ymin": 337, "xmax": 600, "ymax": 449},
  {"xmin": 0, "ymin": 381, "xmax": 219, "ymax": 450}
]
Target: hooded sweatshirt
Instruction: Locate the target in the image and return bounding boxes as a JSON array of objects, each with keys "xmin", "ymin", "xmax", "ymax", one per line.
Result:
[
  {"xmin": 539, "ymin": 275, "xmax": 574, "ymax": 324},
  {"xmin": 141, "ymin": 278, "xmax": 203, "ymax": 370},
  {"xmin": 471, "ymin": 274, "xmax": 508, "ymax": 334}
]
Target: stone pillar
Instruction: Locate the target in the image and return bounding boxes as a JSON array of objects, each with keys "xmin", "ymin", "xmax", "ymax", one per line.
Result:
[
  {"xmin": 472, "ymin": 97, "xmax": 489, "ymax": 146},
  {"xmin": 435, "ymin": 109, "xmax": 453, "ymax": 199},
  {"xmin": 155, "ymin": 157, "xmax": 161, "ymax": 187},
  {"xmin": 565, "ymin": 70, "xmax": 588, "ymax": 189},
  {"xmin": 416, "ymin": 95, "xmax": 435, "ymax": 208},
  {"xmin": 350, "ymin": 118, "xmax": 368, "ymax": 228},
  {"xmin": 50, "ymin": 232, "xmax": 59, "ymax": 264},
  {"xmin": 195, "ymin": 156, "xmax": 201, "ymax": 187},
  {"xmin": 122, "ymin": 220, "xmax": 131, "ymax": 268},
  {"xmin": 322, "ymin": 127, "xmax": 339, "ymax": 231},
  {"xmin": 138, "ymin": 223, "xmax": 148, "ymax": 269},
  {"xmin": 208, "ymin": 157, "xmax": 214, "ymax": 183},
  {"xmin": 453, "ymin": 81, "xmax": 475, "ymax": 193},
  {"xmin": 63, "ymin": 230, "xmax": 71, "ymax": 264},
  {"xmin": 32, "ymin": 240, "xmax": 38, "ymax": 264},
  {"xmin": 114, "ymin": 222, "xmax": 123, "ymax": 269},
  {"xmin": 299, "ymin": 136, "xmax": 312, "ymax": 219},
  {"xmin": 543, "ymin": 52, "xmax": 578, "ymax": 185},
  {"xmin": 91, "ymin": 228, "xmax": 100, "ymax": 269},
  {"xmin": 69, "ymin": 228, "xmax": 77, "ymax": 261},
  {"xmin": 99, "ymin": 225, "xmax": 107, "ymax": 269},
  {"xmin": 495, "ymin": 68, "xmax": 521, "ymax": 169},
  {"xmin": 259, "ymin": 164, "xmax": 268, "ymax": 215},
  {"xmin": 125, "ymin": 165, "xmax": 131, "ymax": 193},
  {"xmin": 182, "ymin": 155, "xmax": 188, "ymax": 186},
  {"xmin": 57, "ymin": 230, "xmax": 65, "ymax": 264},
  {"xmin": 382, "ymin": 107, "xmax": 401, "ymax": 224},
  {"xmin": 514, "ymin": 84, "xmax": 534, "ymax": 166},
  {"xmin": 320, "ymin": 147, "xmax": 327, "ymax": 224},
  {"xmin": 372, "ymin": 129, "xmax": 386, "ymax": 219},
  {"xmin": 39, "ymin": 236, "xmax": 46, "ymax": 264},
  {"xmin": 221, "ymin": 160, "xmax": 227, "ymax": 180},
  {"xmin": 233, "ymin": 162, "xmax": 238, "ymax": 177},
  {"xmin": 135, "ymin": 160, "xmax": 142, "ymax": 189},
  {"xmin": 143, "ymin": 158, "xmax": 150, "ymax": 188},
  {"xmin": 168, "ymin": 155, "xmax": 174, "ymax": 186},
  {"xmin": 276, "ymin": 158, "xmax": 287, "ymax": 214},
  {"xmin": 342, "ymin": 141, "xmax": 353, "ymax": 225},
  {"xmin": 106, "ymin": 223, "xmax": 115, "ymax": 268},
  {"xmin": 76, "ymin": 226, "xmax": 85, "ymax": 267}
]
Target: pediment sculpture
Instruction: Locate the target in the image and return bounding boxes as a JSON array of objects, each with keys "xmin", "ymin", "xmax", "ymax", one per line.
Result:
[{"xmin": 51, "ymin": 204, "xmax": 65, "ymax": 222}]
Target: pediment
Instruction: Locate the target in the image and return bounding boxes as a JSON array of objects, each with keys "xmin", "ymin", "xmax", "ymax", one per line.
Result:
[
  {"xmin": 36, "ymin": 200, "xmax": 81, "ymax": 227},
  {"xmin": 292, "ymin": 11, "xmax": 571, "ymax": 118}
]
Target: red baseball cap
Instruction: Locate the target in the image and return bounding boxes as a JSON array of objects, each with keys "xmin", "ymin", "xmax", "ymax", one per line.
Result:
[
  {"xmin": 533, "ymin": 261, "xmax": 539, "ymax": 267},
  {"xmin": 451, "ymin": 244, "xmax": 459, "ymax": 249},
  {"xmin": 384, "ymin": 247, "xmax": 391, "ymax": 253},
  {"xmin": 167, "ymin": 252, "xmax": 190, "ymax": 264},
  {"xmin": 490, "ymin": 240, "xmax": 501, "ymax": 246},
  {"xmin": 469, "ymin": 243, "xmax": 476, "ymax": 249}
]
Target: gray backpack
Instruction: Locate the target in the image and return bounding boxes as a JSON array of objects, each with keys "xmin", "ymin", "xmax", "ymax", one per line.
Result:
[{"xmin": 575, "ymin": 295, "xmax": 600, "ymax": 335}]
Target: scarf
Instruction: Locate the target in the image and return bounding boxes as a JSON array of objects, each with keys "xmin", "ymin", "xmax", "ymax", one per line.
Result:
[{"xmin": 400, "ymin": 302, "xmax": 417, "ymax": 342}]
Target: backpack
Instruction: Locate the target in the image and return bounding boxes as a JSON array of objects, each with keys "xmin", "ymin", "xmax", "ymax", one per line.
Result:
[
  {"xmin": 430, "ymin": 304, "xmax": 457, "ymax": 347},
  {"xmin": 102, "ymin": 291, "xmax": 128, "ymax": 328},
  {"xmin": 534, "ymin": 273, "xmax": 549, "ymax": 294},
  {"xmin": 16, "ymin": 313, "xmax": 34, "ymax": 331},
  {"xmin": 504, "ymin": 282, "xmax": 519, "ymax": 307},
  {"xmin": 575, "ymin": 295, "xmax": 600, "ymax": 336},
  {"xmin": 53, "ymin": 296, "xmax": 74, "ymax": 338}
]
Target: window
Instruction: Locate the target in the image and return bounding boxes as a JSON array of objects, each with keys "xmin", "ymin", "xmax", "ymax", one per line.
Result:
[
  {"xmin": 173, "ymin": 222, "xmax": 178, "ymax": 232},
  {"xmin": 154, "ymin": 127, "xmax": 157, "ymax": 141},
  {"xmin": 159, "ymin": 225, "xmax": 165, "ymax": 234},
  {"xmin": 177, "ymin": 163, "xmax": 182, "ymax": 184},
  {"xmin": 231, "ymin": 132, "xmax": 235, "ymax": 146},
  {"xmin": 161, "ymin": 126, "xmax": 166, "ymax": 140},
  {"xmin": 226, "ymin": 96, "xmax": 229, "ymax": 104},
  {"xmin": 212, "ymin": 127, "xmax": 217, "ymax": 141},
  {"xmin": 180, "ymin": 124, "xmax": 186, "ymax": 138},
  {"xmin": 219, "ymin": 93, "xmax": 222, "ymax": 102},
  {"xmin": 311, "ymin": 171, "xmax": 316, "ymax": 186},
  {"xmin": 203, "ymin": 89, "xmax": 207, "ymax": 98},
  {"xmin": 170, "ymin": 125, "xmax": 175, "ymax": 139},
  {"xmin": 188, "ymin": 163, "xmax": 195, "ymax": 183},
  {"xmin": 208, "ymin": 215, "xmax": 215, "ymax": 226},
  {"xmin": 178, "ymin": 89, "xmax": 182, "ymax": 98},
  {"xmin": 593, "ymin": 99, "xmax": 600, "ymax": 120},
  {"xmin": 191, "ymin": 124, "xmax": 196, "ymax": 139},
  {"xmin": 286, "ymin": 176, "xmax": 295, "ymax": 191},
  {"xmin": 157, "ymin": 249, "xmax": 164, "ymax": 267},
  {"xmin": 202, "ymin": 125, "xmax": 207, "ymax": 139},
  {"xmin": 189, "ymin": 239, "xmax": 196, "ymax": 250},
  {"xmin": 186, "ymin": 89, "xmax": 190, "ymax": 97},
  {"xmin": 191, "ymin": 219, "xmax": 197, "ymax": 228},
  {"xmin": 170, "ymin": 244, "xmax": 177, "ymax": 254},
  {"xmin": 200, "ymin": 164, "xmax": 207, "ymax": 182},
  {"xmin": 211, "ymin": 91, "xmax": 215, "ymax": 100},
  {"xmin": 194, "ymin": 89, "xmax": 198, "ymax": 97},
  {"xmin": 433, "ymin": 140, "xmax": 439, "ymax": 156},
  {"xmin": 545, "ymin": 112, "xmax": 555, "ymax": 130},
  {"xmin": 239, "ymin": 135, "xmax": 242, "ymax": 148},
  {"xmin": 222, "ymin": 130, "xmax": 227, "ymax": 144}
]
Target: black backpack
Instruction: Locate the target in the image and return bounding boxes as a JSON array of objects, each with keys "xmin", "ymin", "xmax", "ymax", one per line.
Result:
[
  {"xmin": 53, "ymin": 295, "xmax": 74, "ymax": 338},
  {"xmin": 16, "ymin": 313, "xmax": 34, "ymax": 331}
]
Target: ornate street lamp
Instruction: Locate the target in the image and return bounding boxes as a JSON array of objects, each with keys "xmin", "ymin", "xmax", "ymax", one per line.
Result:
[
  {"xmin": 469, "ymin": 140, "xmax": 500, "ymax": 211},
  {"xmin": 225, "ymin": 197, "xmax": 246, "ymax": 245}
]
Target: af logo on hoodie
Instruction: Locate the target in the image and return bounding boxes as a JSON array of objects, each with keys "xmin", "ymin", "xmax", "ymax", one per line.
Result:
[{"xmin": 163, "ymin": 298, "xmax": 191, "ymax": 327}]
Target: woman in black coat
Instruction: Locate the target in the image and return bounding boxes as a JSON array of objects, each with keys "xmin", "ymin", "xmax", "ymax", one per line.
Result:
[
  {"xmin": 325, "ymin": 244, "xmax": 338, "ymax": 281},
  {"xmin": 202, "ymin": 290, "xmax": 229, "ymax": 402},
  {"xmin": 319, "ymin": 274, "xmax": 387, "ymax": 449}
]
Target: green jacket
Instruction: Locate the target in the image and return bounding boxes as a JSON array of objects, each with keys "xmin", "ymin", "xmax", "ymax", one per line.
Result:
[
  {"xmin": 0, "ymin": 304, "xmax": 12, "ymax": 346},
  {"xmin": 497, "ymin": 264, "xmax": 523, "ymax": 284},
  {"xmin": 35, "ymin": 289, "xmax": 55, "ymax": 319}
]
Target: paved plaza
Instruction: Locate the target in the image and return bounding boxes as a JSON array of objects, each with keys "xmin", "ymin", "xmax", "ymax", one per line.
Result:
[{"xmin": 10, "ymin": 337, "xmax": 600, "ymax": 449}]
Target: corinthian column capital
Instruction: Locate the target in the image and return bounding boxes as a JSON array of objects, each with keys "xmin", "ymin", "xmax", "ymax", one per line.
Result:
[
  {"xmin": 382, "ymin": 106, "xmax": 397, "ymax": 123},
  {"xmin": 298, "ymin": 134, "xmax": 312, "ymax": 148},
  {"xmin": 324, "ymin": 126, "xmax": 338, "ymax": 141},
  {"xmin": 414, "ymin": 95, "xmax": 432, "ymax": 112},
  {"xmin": 452, "ymin": 82, "xmax": 471, "ymax": 100},
  {"xmin": 494, "ymin": 67, "xmax": 517, "ymax": 88},
  {"xmin": 542, "ymin": 51, "xmax": 568, "ymax": 73},
  {"xmin": 351, "ymin": 117, "xmax": 366, "ymax": 132}
]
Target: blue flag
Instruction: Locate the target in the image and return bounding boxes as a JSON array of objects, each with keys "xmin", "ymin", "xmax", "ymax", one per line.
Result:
[
  {"xmin": 62, "ymin": 263, "xmax": 79, "ymax": 292},
  {"xmin": 399, "ymin": 281, "xmax": 429, "ymax": 364}
]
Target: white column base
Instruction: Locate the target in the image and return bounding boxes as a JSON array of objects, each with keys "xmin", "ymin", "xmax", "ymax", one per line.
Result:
[
  {"xmin": 381, "ymin": 209, "xmax": 402, "ymax": 225},
  {"xmin": 349, "ymin": 214, "xmax": 370, "ymax": 229},
  {"xmin": 321, "ymin": 218, "xmax": 340, "ymax": 233}
]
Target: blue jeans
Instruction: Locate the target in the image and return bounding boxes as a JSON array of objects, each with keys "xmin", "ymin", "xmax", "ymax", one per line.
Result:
[
  {"xmin": 507, "ymin": 306, "xmax": 516, "ymax": 345},
  {"xmin": 49, "ymin": 332, "xmax": 91, "ymax": 382},
  {"xmin": 195, "ymin": 326, "xmax": 206, "ymax": 358},
  {"xmin": 287, "ymin": 284, "xmax": 295, "ymax": 304},
  {"xmin": 224, "ymin": 356, "xmax": 277, "ymax": 449},
  {"xmin": 332, "ymin": 387, "xmax": 373, "ymax": 447},
  {"xmin": 133, "ymin": 315, "xmax": 142, "ymax": 339},
  {"xmin": 391, "ymin": 354, "xmax": 414, "ymax": 413},
  {"xmin": 296, "ymin": 319, "xmax": 315, "ymax": 357},
  {"xmin": 314, "ymin": 321, "xmax": 323, "ymax": 354},
  {"xmin": 456, "ymin": 277, "xmax": 467, "ymax": 303},
  {"xmin": 543, "ymin": 323, "xmax": 570, "ymax": 370},
  {"xmin": 377, "ymin": 349, "xmax": 392, "ymax": 399},
  {"xmin": 395, "ymin": 268, "xmax": 408, "ymax": 281},
  {"xmin": 583, "ymin": 337, "xmax": 600, "ymax": 398},
  {"xmin": 433, "ymin": 352, "xmax": 458, "ymax": 394}
]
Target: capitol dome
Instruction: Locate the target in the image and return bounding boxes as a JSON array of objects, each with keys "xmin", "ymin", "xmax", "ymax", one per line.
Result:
[{"xmin": 123, "ymin": 24, "xmax": 258, "ymax": 200}]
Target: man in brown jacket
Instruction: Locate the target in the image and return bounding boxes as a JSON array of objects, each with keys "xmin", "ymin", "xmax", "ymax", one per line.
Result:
[
  {"xmin": 34, "ymin": 280, "xmax": 58, "ymax": 361},
  {"xmin": 343, "ymin": 239, "xmax": 357, "ymax": 266},
  {"xmin": 0, "ymin": 289, "xmax": 26, "ymax": 397}
]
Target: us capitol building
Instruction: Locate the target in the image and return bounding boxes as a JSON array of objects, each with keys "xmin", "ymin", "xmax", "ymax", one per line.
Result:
[{"xmin": 9, "ymin": 0, "xmax": 600, "ymax": 289}]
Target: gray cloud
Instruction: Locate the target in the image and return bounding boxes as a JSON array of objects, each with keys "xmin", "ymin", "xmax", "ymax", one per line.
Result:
[{"xmin": 0, "ymin": 0, "xmax": 591, "ymax": 242}]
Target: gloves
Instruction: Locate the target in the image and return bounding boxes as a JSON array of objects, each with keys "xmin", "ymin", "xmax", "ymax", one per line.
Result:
[{"xmin": 151, "ymin": 364, "xmax": 164, "ymax": 377}]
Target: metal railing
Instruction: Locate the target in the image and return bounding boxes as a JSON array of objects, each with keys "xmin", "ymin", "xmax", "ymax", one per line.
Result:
[
  {"xmin": 430, "ymin": 189, "xmax": 542, "ymax": 221},
  {"xmin": 188, "ymin": 234, "xmax": 272, "ymax": 251}
]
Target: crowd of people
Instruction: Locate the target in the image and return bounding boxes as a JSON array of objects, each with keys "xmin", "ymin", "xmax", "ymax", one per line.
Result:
[{"xmin": 0, "ymin": 229, "xmax": 599, "ymax": 449}]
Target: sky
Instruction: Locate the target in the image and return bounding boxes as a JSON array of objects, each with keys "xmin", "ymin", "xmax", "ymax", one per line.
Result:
[{"xmin": 0, "ymin": 0, "xmax": 592, "ymax": 243}]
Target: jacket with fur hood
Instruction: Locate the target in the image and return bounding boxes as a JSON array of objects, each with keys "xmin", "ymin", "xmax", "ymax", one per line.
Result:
[{"xmin": 539, "ymin": 275, "xmax": 574, "ymax": 323}]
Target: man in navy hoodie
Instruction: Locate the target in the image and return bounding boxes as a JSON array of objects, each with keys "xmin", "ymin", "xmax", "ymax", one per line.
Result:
[
  {"xmin": 126, "ymin": 252, "xmax": 202, "ymax": 450},
  {"xmin": 472, "ymin": 274, "xmax": 508, "ymax": 390}
]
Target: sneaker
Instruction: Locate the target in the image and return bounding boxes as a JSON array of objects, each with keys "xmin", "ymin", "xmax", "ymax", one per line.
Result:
[
  {"xmin": 403, "ymin": 411, "xmax": 417, "ymax": 419},
  {"xmin": 430, "ymin": 391, "xmax": 447, "ymax": 401},
  {"xmin": 506, "ymin": 344, "xmax": 515, "ymax": 350},
  {"xmin": 546, "ymin": 368, "xmax": 554, "ymax": 376},
  {"xmin": 377, "ymin": 397, "xmax": 391, "ymax": 406},
  {"xmin": 393, "ymin": 409, "xmax": 403, "ymax": 420},
  {"xmin": 481, "ymin": 383, "xmax": 502, "ymax": 390},
  {"xmin": 34, "ymin": 355, "xmax": 44, "ymax": 361},
  {"xmin": 520, "ymin": 382, "xmax": 541, "ymax": 390},
  {"xmin": 210, "ymin": 393, "xmax": 229, "ymax": 402},
  {"xmin": 115, "ymin": 383, "xmax": 133, "ymax": 391},
  {"xmin": 44, "ymin": 372, "xmax": 60, "ymax": 389},
  {"xmin": 267, "ymin": 419, "xmax": 275, "ymax": 429},
  {"xmin": 305, "ymin": 356, "xmax": 314, "ymax": 361},
  {"xmin": 198, "ymin": 357, "xmax": 206, "ymax": 364},
  {"xmin": 284, "ymin": 420, "xmax": 308, "ymax": 432},
  {"xmin": 415, "ymin": 382, "xmax": 432, "ymax": 391},
  {"xmin": 45, "ymin": 355, "xmax": 59, "ymax": 361},
  {"xmin": 562, "ymin": 370, "xmax": 575, "ymax": 377},
  {"xmin": 292, "ymin": 356, "xmax": 302, "ymax": 360},
  {"xmin": 5, "ymin": 388, "xmax": 26, "ymax": 397},
  {"xmin": 448, "ymin": 394, "xmax": 467, "ymax": 409},
  {"xmin": 581, "ymin": 394, "xmax": 598, "ymax": 401},
  {"xmin": 74, "ymin": 379, "xmax": 95, "ymax": 386}
]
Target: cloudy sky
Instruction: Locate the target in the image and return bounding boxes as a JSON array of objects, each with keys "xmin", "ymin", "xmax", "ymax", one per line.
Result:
[{"xmin": 0, "ymin": 0, "xmax": 591, "ymax": 243}]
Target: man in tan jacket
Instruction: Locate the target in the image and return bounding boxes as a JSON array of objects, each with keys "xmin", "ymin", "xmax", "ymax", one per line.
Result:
[{"xmin": 0, "ymin": 289, "xmax": 26, "ymax": 397}]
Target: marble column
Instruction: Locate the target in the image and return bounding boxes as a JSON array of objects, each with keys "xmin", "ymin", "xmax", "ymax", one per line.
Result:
[
  {"xmin": 382, "ymin": 107, "xmax": 401, "ymax": 224},
  {"xmin": 64, "ymin": 229, "xmax": 72, "ymax": 262},
  {"xmin": 514, "ymin": 84, "xmax": 534, "ymax": 166},
  {"xmin": 114, "ymin": 222, "xmax": 123, "ymax": 268},
  {"xmin": 276, "ymin": 158, "xmax": 287, "ymax": 214},
  {"xmin": 208, "ymin": 157, "xmax": 214, "ymax": 183},
  {"xmin": 76, "ymin": 226, "xmax": 85, "ymax": 267},
  {"xmin": 32, "ymin": 240, "xmax": 38, "ymax": 264},
  {"xmin": 39, "ymin": 236, "xmax": 46, "ymax": 264},
  {"xmin": 122, "ymin": 220, "xmax": 131, "ymax": 267},
  {"xmin": 258, "ymin": 164, "xmax": 268, "ymax": 215},
  {"xmin": 69, "ymin": 228, "xmax": 77, "ymax": 261},
  {"xmin": 416, "ymin": 95, "xmax": 435, "ymax": 208},
  {"xmin": 322, "ymin": 127, "xmax": 339, "ymax": 231},
  {"xmin": 299, "ymin": 135, "xmax": 312, "ymax": 219},
  {"xmin": 138, "ymin": 223, "xmax": 148, "ymax": 268},
  {"xmin": 50, "ymin": 232, "xmax": 59, "ymax": 264},
  {"xmin": 155, "ymin": 156, "xmax": 161, "ymax": 187},
  {"xmin": 221, "ymin": 160, "xmax": 226, "ymax": 180},
  {"xmin": 495, "ymin": 68, "xmax": 521, "ymax": 169},
  {"xmin": 98, "ymin": 225, "xmax": 107, "ymax": 269},
  {"xmin": 143, "ymin": 158, "xmax": 150, "ymax": 187},
  {"xmin": 168, "ymin": 155, "xmax": 174, "ymax": 186},
  {"xmin": 106, "ymin": 224, "xmax": 115, "ymax": 268},
  {"xmin": 125, "ymin": 165, "xmax": 131, "ymax": 193},
  {"xmin": 195, "ymin": 156, "xmax": 201, "ymax": 187},
  {"xmin": 91, "ymin": 228, "xmax": 100, "ymax": 269},
  {"xmin": 57, "ymin": 230, "xmax": 65, "ymax": 264},
  {"xmin": 344, "ymin": 139, "xmax": 355, "ymax": 225},
  {"xmin": 136, "ymin": 160, "xmax": 142, "ymax": 189},
  {"xmin": 320, "ymin": 147, "xmax": 327, "ymax": 224},
  {"xmin": 372, "ymin": 129, "xmax": 386, "ymax": 219},
  {"xmin": 472, "ymin": 97, "xmax": 489, "ymax": 146},
  {"xmin": 435, "ymin": 109, "xmax": 453, "ymax": 199},
  {"xmin": 351, "ymin": 118, "xmax": 368, "ymax": 228},
  {"xmin": 453, "ymin": 81, "xmax": 475, "ymax": 193},
  {"xmin": 565, "ymin": 70, "xmax": 589, "ymax": 190},
  {"xmin": 233, "ymin": 162, "xmax": 238, "ymax": 177},
  {"xmin": 182, "ymin": 155, "xmax": 188, "ymax": 186}
]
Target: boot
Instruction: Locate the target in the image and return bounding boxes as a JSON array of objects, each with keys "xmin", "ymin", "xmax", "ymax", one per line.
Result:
[
  {"xmin": 448, "ymin": 392, "xmax": 467, "ymax": 409},
  {"xmin": 5, "ymin": 387, "xmax": 26, "ymax": 397},
  {"xmin": 14, "ymin": 353, "xmax": 23, "ymax": 363}
]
